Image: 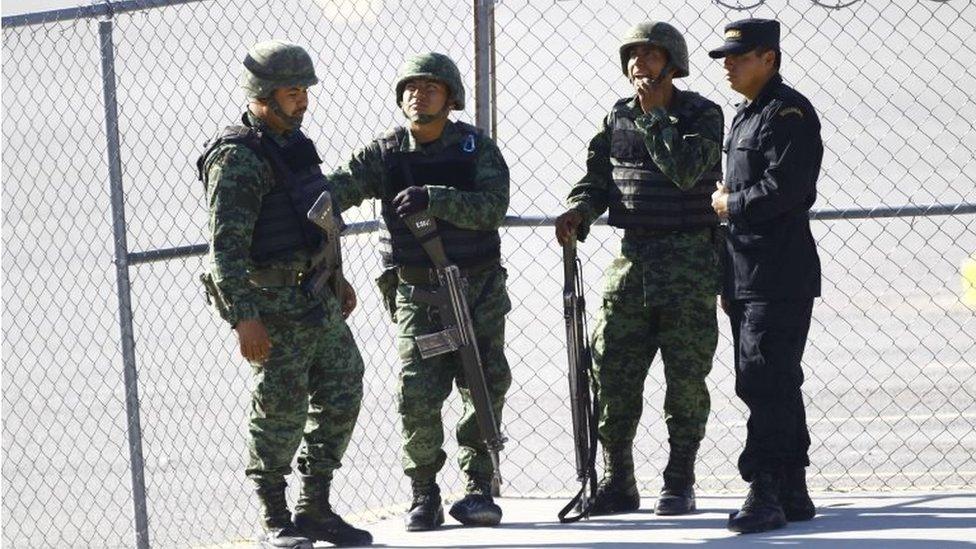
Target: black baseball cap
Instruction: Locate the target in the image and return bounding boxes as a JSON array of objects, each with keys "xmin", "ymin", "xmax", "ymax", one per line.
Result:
[{"xmin": 708, "ymin": 18, "xmax": 780, "ymax": 59}]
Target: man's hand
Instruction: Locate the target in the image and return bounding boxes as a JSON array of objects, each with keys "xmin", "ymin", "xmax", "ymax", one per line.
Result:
[
  {"xmin": 340, "ymin": 280, "xmax": 357, "ymax": 319},
  {"xmin": 234, "ymin": 318, "xmax": 271, "ymax": 362},
  {"xmin": 393, "ymin": 186, "xmax": 429, "ymax": 217},
  {"xmin": 555, "ymin": 210, "xmax": 583, "ymax": 246},
  {"xmin": 634, "ymin": 76, "xmax": 670, "ymax": 113},
  {"xmin": 711, "ymin": 182, "xmax": 730, "ymax": 220}
]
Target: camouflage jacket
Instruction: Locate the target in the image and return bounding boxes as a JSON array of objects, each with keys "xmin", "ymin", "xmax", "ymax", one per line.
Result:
[
  {"xmin": 567, "ymin": 89, "xmax": 723, "ymax": 241},
  {"xmin": 203, "ymin": 111, "xmax": 314, "ymax": 324},
  {"xmin": 326, "ymin": 120, "xmax": 510, "ymax": 231}
]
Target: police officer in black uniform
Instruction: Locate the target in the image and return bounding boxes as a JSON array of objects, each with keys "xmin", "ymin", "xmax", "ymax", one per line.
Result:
[{"xmin": 708, "ymin": 19, "xmax": 822, "ymax": 534}]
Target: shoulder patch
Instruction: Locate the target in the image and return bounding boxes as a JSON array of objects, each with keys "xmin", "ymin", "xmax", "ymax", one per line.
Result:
[
  {"xmin": 778, "ymin": 106, "xmax": 803, "ymax": 118},
  {"xmin": 461, "ymin": 133, "xmax": 477, "ymax": 153}
]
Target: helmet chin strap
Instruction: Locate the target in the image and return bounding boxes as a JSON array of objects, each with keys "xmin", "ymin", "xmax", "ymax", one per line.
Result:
[
  {"xmin": 403, "ymin": 103, "xmax": 452, "ymax": 126},
  {"xmin": 268, "ymin": 95, "xmax": 304, "ymax": 131},
  {"xmin": 650, "ymin": 60, "xmax": 674, "ymax": 86}
]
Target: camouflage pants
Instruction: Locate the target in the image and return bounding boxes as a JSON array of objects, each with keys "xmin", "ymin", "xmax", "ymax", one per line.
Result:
[
  {"xmin": 592, "ymin": 230, "xmax": 718, "ymax": 461},
  {"xmin": 394, "ymin": 265, "xmax": 512, "ymax": 482},
  {"xmin": 245, "ymin": 290, "xmax": 364, "ymax": 486}
]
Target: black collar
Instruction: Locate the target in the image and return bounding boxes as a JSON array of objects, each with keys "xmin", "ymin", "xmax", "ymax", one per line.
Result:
[
  {"xmin": 739, "ymin": 73, "xmax": 783, "ymax": 112},
  {"xmin": 753, "ymin": 73, "xmax": 783, "ymax": 106}
]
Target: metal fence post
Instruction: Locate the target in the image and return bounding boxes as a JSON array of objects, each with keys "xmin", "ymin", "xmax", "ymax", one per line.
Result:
[
  {"xmin": 98, "ymin": 16, "xmax": 151, "ymax": 549},
  {"xmin": 474, "ymin": 0, "xmax": 496, "ymax": 138}
]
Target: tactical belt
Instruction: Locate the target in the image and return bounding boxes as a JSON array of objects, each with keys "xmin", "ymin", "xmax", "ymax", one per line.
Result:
[
  {"xmin": 397, "ymin": 259, "xmax": 498, "ymax": 286},
  {"xmin": 623, "ymin": 226, "xmax": 712, "ymax": 239},
  {"xmin": 248, "ymin": 268, "xmax": 306, "ymax": 287}
]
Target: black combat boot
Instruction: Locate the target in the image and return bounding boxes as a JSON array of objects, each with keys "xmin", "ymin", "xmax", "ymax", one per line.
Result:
[
  {"xmin": 654, "ymin": 443, "xmax": 698, "ymax": 516},
  {"xmin": 404, "ymin": 480, "xmax": 444, "ymax": 532},
  {"xmin": 727, "ymin": 471, "xmax": 787, "ymax": 534},
  {"xmin": 780, "ymin": 467, "xmax": 816, "ymax": 521},
  {"xmin": 293, "ymin": 476, "xmax": 373, "ymax": 547},
  {"xmin": 449, "ymin": 474, "xmax": 503, "ymax": 527},
  {"xmin": 255, "ymin": 481, "xmax": 313, "ymax": 549},
  {"xmin": 586, "ymin": 446, "xmax": 640, "ymax": 515}
]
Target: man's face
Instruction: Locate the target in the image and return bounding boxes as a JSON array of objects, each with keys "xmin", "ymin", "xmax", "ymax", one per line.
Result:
[
  {"xmin": 401, "ymin": 78, "xmax": 450, "ymax": 123},
  {"xmin": 627, "ymin": 44, "xmax": 669, "ymax": 83},
  {"xmin": 723, "ymin": 49, "xmax": 775, "ymax": 97},
  {"xmin": 268, "ymin": 86, "xmax": 309, "ymax": 130}
]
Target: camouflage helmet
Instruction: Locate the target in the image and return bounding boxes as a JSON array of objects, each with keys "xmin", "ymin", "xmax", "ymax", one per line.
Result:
[
  {"xmin": 239, "ymin": 40, "xmax": 319, "ymax": 99},
  {"xmin": 618, "ymin": 21, "xmax": 690, "ymax": 78},
  {"xmin": 394, "ymin": 52, "xmax": 465, "ymax": 110}
]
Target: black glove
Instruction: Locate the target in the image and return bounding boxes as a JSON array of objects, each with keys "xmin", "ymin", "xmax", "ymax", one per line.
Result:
[{"xmin": 393, "ymin": 186, "xmax": 430, "ymax": 217}]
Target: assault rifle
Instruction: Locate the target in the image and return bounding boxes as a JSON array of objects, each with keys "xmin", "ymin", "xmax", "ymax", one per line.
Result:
[
  {"xmin": 557, "ymin": 236, "xmax": 599, "ymax": 523},
  {"xmin": 402, "ymin": 210, "xmax": 507, "ymax": 494}
]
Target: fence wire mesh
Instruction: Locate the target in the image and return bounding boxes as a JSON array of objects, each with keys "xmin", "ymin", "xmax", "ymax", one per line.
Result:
[
  {"xmin": 493, "ymin": 0, "xmax": 976, "ymax": 498},
  {"xmin": 2, "ymin": 0, "xmax": 974, "ymax": 547}
]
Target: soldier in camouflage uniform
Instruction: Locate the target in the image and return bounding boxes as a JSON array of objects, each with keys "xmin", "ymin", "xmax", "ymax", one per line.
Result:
[
  {"xmin": 322, "ymin": 52, "xmax": 511, "ymax": 532},
  {"xmin": 199, "ymin": 40, "xmax": 372, "ymax": 548},
  {"xmin": 555, "ymin": 22, "xmax": 724, "ymax": 516}
]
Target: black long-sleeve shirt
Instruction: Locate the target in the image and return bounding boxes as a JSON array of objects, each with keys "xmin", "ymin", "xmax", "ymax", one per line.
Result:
[{"xmin": 722, "ymin": 74, "xmax": 823, "ymax": 299}]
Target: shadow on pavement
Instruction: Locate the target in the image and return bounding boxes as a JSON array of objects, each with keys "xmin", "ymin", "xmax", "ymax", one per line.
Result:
[{"xmin": 366, "ymin": 493, "xmax": 975, "ymax": 548}]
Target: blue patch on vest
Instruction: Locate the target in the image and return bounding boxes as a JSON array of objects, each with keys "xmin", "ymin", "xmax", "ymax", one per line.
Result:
[{"xmin": 462, "ymin": 134, "xmax": 476, "ymax": 153}]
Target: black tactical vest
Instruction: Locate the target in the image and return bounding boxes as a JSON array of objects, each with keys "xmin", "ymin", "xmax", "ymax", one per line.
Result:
[
  {"xmin": 607, "ymin": 92, "xmax": 722, "ymax": 230},
  {"xmin": 198, "ymin": 121, "xmax": 330, "ymax": 263},
  {"xmin": 377, "ymin": 123, "xmax": 501, "ymax": 269}
]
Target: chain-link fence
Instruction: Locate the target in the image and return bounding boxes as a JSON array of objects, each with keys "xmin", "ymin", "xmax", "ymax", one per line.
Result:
[{"xmin": 3, "ymin": 0, "xmax": 974, "ymax": 547}]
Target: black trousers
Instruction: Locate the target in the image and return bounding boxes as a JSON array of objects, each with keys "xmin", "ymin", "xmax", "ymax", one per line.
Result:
[{"xmin": 728, "ymin": 299, "xmax": 814, "ymax": 481}]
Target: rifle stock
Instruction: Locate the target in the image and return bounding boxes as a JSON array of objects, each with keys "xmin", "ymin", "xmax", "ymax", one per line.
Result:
[{"xmin": 306, "ymin": 191, "xmax": 344, "ymax": 300}]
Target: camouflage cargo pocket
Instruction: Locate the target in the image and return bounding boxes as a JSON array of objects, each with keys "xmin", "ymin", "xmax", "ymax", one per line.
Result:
[{"xmin": 602, "ymin": 256, "xmax": 638, "ymax": 302}]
